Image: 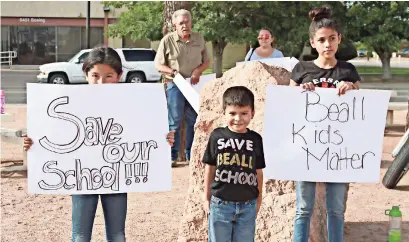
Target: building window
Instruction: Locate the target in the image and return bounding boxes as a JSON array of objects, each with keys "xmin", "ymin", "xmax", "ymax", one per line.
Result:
[
  {"xmin": 80, "ymin": 27, "xmax": 104, "ymax": 49},
  {"xmin": 9, "ymin": 26, "xmax": 56, "ymax": 65},
  {"xmin": 1, "ymin": 26, "xmax": 9, "ymax": 52},
  {"xmin": 56, "ymin": 26, "xmax": 82, "ymax": 62},
  {"xmin": 3, "ymin": 25, "xmax": 104, "ymax": 65}
]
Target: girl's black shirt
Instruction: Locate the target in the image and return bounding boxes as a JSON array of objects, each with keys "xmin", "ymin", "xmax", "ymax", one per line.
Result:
[{"xmin": 291, "ymin": 61, "xmax": 361, "ymax": 88}]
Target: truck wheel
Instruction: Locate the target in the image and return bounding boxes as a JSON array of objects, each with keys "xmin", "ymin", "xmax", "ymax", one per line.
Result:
[
  {"xmin": 382, "ymin": 137, "xmax": 409, "ymax": 189},
  {"xmin": 49, "ymin": 74, "xmax": 69, "ymax": 84},
  {"xmin": 127, "ymin": 72, "xmax": 146, "ymax": 83}
]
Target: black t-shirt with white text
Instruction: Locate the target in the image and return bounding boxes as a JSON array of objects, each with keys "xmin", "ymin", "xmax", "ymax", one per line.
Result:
[
  {"xmin": 202, "ymin": 127, "xmax": 266, "ymax": 202},
  {"xmin": 291, "ymin": 61, "xmax": 361, "ymax": 88}
]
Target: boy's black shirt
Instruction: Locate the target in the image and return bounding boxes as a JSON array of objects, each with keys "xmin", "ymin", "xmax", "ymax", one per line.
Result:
[
  {"xmin": 202, "ymin": 127, "xmax": 266, "ymax": 202},
  {"xmin": 291, "ymin": 60, "xmax": 361, "ymax": 88}
]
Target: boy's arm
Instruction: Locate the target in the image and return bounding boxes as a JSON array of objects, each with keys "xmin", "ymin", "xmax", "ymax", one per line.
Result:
[
  {"xmin": 256, "ymin": 169, "xmax": 263, "ymax": 215},
  {"xmin": 204, "ymin": 164, "xmax": 216, "ymax": 201},
  {"xmin": 203, "ymin": 164, "xmax": 216, "ymax": 213}
]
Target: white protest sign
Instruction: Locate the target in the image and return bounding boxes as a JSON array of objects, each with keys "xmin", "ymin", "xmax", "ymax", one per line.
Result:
[
  {"xmin": 173, "ymin": 73, "xmax": 217, "ymax": 113},
  {"xmin": 236, "ymin": 57, "xmax": 299, "ymax": 72},
  {"xmin": 263, "ymin": 85, "xmax": 391, "ymax": 183},
  {"xmin": 27, "ymin": 83, "xmax": 171, "ymax": 194},
  {"xmin": 187, "ymin": 73, "xmax": 217, "ymax": 93}
]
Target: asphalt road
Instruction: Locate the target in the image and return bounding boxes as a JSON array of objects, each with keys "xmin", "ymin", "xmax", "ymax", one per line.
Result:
[
  {"xmin": 1, "ymin": 69, "xmax": 408, "ymax": 105},
  {"xmin": 1, "ymin": 70, "xmax": 39, "ymax": 104}
]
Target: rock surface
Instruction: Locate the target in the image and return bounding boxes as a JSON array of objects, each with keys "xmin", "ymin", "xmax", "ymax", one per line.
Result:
[{"xmin": 177, "ymin": 61, "xmax": 335, "ymax": 241}]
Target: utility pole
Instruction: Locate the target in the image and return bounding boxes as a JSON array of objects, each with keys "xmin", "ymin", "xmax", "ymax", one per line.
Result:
[{"xmin": 86, "ymin": 1, "xmax": 91, "ymax": 48}]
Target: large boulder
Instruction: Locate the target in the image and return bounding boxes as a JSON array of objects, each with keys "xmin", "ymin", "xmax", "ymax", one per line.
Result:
[{"xmin": 177, "ymin": 61, "xmax": 336, "ymax": 241}]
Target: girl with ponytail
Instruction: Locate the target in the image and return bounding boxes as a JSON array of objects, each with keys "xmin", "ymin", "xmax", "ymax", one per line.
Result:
[{"xmin": 290, "ymin": 7, "xmax": 361, "ymax": 242}]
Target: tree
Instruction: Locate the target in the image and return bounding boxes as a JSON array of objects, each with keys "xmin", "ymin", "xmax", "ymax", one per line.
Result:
[
  {"xmin": 104, "ymin": 2, "xmax": 359, "ymax": 78},
  {"xmin": 346, "ymin": 1, "xmax": 409, "ymax": 79},
  {"xmin": 190, "ymin": 2, "xmax": 261, "ymax": 77},
  {"xmin": 400, "ymin": 39, "xmax": 409, "ymax": 50},
  {"xmin": 104, "ymin": 2, "xmax": 163, "ymax": 42},
  {"xmin": 105, "ymin": 1, "xmax": 273, "ymax": 77},
  {"xmin": 162, "ymin": 1, "xmax": 191, "ymax": 36},
  {"xmin": 189, "ymin": 1, "xmax": 338, "ymax": 77}
]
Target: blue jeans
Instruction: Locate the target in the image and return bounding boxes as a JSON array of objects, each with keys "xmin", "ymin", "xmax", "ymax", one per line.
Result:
[
  {"xmin": 208, "ymin": 196, "xmax": 257, "ymax": 242},
  {"xmin": 72, "ymin": 193, "xmax": 127, "ymax": 242},
  {"xmin": 293, "ymin": 181, "xmax": 346, "ymax": 242},
  {"xmin": 166, "ymin": 82, "xmax": 197, "ymax": 161}
]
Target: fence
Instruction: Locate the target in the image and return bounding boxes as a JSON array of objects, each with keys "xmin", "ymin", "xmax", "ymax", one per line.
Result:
[{"xmin": 0, "ymin": 51, "xmax": 17, "ymax": 66}]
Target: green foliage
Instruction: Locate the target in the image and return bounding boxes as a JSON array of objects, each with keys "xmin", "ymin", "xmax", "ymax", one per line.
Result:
[
  {"xmin": 190, "ymin": 2, "xmax": 259, "ymax": 44},
  {"xmin": 104, "ymin": 1, "xmax": 356, "ymax": 58},
  {"xmin": 346, "ymin": 1, "xmax": 409, "ymax": 56},
  {"xmin": 104, "ymin": 1, "xmax": 163, "ymax": 41},
  {"xmin": 400, "ymin": 39, "xmax": 409, "ymax": 50}
]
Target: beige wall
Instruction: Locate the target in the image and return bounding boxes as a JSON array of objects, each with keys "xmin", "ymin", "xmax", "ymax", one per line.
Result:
[
  {"xmin": 0, "ymin": 1, "xmax": 125, "ymax": 18},
  {"xmin": 122, "ymin": 36, "xmax": 151, "ymax": 49},
  {"xmin": 108, "ymin": 37, "xmax": 123, "ymax": 49},
  {"xmin": 151, "ymin": 41, "xmax": 246, "ymax": 69},
  {"xmin": 206, "ymin": 43, "xmax": 247, "ymax": 69}
]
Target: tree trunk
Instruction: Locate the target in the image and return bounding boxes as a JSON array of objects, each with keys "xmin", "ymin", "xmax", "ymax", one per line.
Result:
[
  {"xmin": 163, "ymin": 1, "xmax": 191, "ymax": 162},
  {"xmin": 212, "ymin": 39, "xmax": 227, "ymax": 78},
  {"xmin": 374, "ymin": 47, "xmax": 392, "ymax": 80},
  {"xmin": 380, "ymin": 55, "xmax": 392, "ymax": 80},
  {"xmin": 245, "ymin": 42, "xmax": 250, "ymax": 54},
  {"xmin": 162, "ymin": 1, "xmax": 191, "ymax": 36}
]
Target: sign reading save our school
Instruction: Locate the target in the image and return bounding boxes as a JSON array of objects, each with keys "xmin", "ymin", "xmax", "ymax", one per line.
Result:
[
  {"xmin": 263, "ymin": 85, "xmax": 391, "ymax": 183},
  {"xmin": 27, "ymin": 83, "xmax": 171, "ymax": 194}
]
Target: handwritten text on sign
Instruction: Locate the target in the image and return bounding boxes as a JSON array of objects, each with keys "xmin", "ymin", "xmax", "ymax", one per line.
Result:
[
  {"xmin": 263, "ymin": 85, "xmax": 390, "ymax": 183},
  {"xmin": 27, "ymin": 83, "xmax": 171, "ymax": 194}
]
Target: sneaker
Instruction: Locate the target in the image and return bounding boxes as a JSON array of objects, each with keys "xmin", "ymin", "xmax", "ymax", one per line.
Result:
[{"xmin": 171, "ymin": 160, "xmax": 177, "ymax": 167}]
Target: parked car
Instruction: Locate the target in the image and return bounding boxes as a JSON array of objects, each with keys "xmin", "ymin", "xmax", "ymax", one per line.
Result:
[
  {"xmin": 37, "ymin": 48, "xmax": 162, "ymax": 84},
  {"xmin": 358, "ymin": 49, "xmax": 366, "ymax": 57}
]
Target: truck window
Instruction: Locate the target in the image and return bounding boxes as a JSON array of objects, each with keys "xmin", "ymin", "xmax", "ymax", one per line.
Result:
[{"xmin": 122, "ymin": 50, "xmax": 156, "ymax": 62}]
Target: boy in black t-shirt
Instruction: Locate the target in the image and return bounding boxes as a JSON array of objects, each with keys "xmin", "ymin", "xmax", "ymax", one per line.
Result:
[{"xmin": 202, "ymin": 86, "xmax": 266, "ymax": 242}]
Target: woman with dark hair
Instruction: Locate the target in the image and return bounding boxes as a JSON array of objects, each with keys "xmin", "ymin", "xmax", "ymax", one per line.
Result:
[
  {"xmin": 244, "ymin": 28, "xmax": 284, "ymax": 61},
  {"xmin": 289, "ymin": 7, "xmax": 361, "ymax": 242}
]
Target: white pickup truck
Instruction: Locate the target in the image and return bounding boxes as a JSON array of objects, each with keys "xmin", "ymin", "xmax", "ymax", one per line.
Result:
[{"xmin": 37, "ymin": 48, "xmax": 162, "ymax": 84}]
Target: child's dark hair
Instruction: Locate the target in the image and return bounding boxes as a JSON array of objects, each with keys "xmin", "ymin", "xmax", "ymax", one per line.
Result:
[
  {"xmin": 82, "ymin": 46, "xmax": 122, "ymax": 75},
  {"xmin": 308, "ymin": 7, "xmax": 341, "ymax": 39},
  {"xmin": 222, "ymin": 86, "xmax": 255, "ymax": 111}
]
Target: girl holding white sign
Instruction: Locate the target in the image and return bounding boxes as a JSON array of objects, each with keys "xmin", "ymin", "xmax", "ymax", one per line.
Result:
[
  {"xmin": 289, "ymin": 7, "xmax": 361, "ymax": 242},
  {"xmin": 23, "ymin": 46, "xmax": 176, "ymax": 242}
]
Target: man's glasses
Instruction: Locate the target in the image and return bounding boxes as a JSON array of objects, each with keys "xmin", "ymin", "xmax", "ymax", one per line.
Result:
[{"xmin": 257, "ymin": 35, "xmax": 271, "ymax": 40}]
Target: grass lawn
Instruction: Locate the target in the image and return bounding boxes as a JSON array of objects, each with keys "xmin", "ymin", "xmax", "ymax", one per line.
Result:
[
  {"xmin": 355, "ymin": 66, "xmax": 409, "ymax": 74},
  {"xmin": 203, "ymin": 66, "xmax": 409, "ymax": 75}
]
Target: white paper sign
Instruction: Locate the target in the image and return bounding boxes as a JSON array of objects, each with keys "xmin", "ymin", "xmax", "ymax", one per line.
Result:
[
  {"xmin": 263, "ymin": 85, "xmax": 391, "ymax": 183},
  {"xmin": 187, "ymin": 73, "xmax": 217, "ymax": 93},
  {"xmin": 173, "ymin": 73, "xmax": 216, "ymax": 113},
  {"xmin": 173, "ymin": 74, "xmax": 200, "ymax": 113},
  {"xmin": 236, "ymin": 57, "xmax": 299, "ymax": 72},
  {"xmin": 27, "ymin": 83, "xmax": 171, "ymax": 194}
]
